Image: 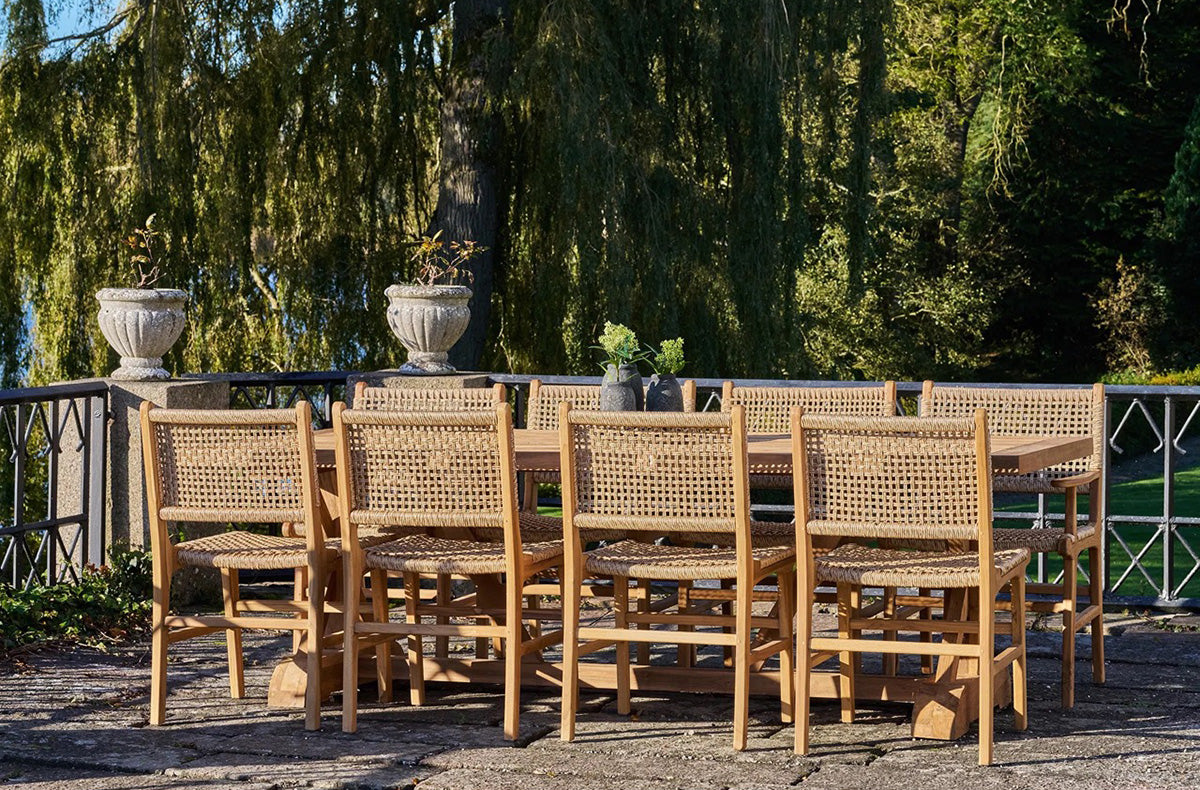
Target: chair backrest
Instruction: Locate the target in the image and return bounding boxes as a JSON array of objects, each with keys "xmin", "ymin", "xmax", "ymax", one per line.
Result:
[
  {"xmin": 139, "ymin": 403, "xmax": 323, "ymax": 554},
  {"xmin": 525, "ymin": 379, "xmax": 697, "ymax": 430},
  {"xmin": 722, "ymin": 381, "xmax": 896, "ymax": 433},
  {"xmin": 919, "ymin": 382, "xmax": 1103, "ymax": 492},
  {"xmin": 353, "ymin": 381, "xmax": 507, "ymax": 411},
  {"xmin": 333, "ymin": 402, "xmax": 517, "ymax": 535},
  {"xmin": 560, "ymin": 406, "xmax": 750, "ymax": 544},
  {"xmin": 794, "ymin": 412, "xmax": 990, "ymax": 545}
]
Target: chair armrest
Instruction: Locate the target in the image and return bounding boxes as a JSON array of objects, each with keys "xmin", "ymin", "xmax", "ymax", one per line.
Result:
[{"xmin": 1050, "ymin": 470, "xmax": 1100, "ymax": 490}]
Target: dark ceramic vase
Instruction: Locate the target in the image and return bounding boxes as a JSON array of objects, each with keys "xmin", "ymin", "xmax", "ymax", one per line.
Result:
[
  {"xmin": 600, "ymin": 363, "xmax": 643, "ymax": 411},
  {"xmin": 646, "ymin": 373, "xmax": 684, "ymax": 411}
]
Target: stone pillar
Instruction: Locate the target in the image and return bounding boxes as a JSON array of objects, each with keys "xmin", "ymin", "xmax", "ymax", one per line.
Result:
[{"xmin": 345, "ymin": 370, "xmax": 490, "ymax": 405}]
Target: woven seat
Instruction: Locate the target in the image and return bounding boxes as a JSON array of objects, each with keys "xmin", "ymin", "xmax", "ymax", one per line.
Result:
[
  {"xmin": 675, "ymin": 519, "xmax": 794, "ymax": 547},
  {"xmin": 364, "ymin": 534, "xmax": 562, "ymax": 575},
  {"xmin": 586, "ymin": 540, "xmax": 795, "ymax": 581},
  {"xmin": 816, "ymin": 544, "xmax": 1030, "ymax": 588},
  {"xmin": 141, "ymin": 403, "xmax": 332, "ymax": 732},
  {"xmin": 559, "ymin": 406, "xmax": 795, "ymax": 752},
  {"xmin": 921, "ymin": 381, "xmax": 1106, "ymax": 707},
  {"xmin": 521, "ymin": 379, "xmax": 696, "ymax": 511},
  {"xmin": 993, "ymin": 525, "xmax": 1096, "ymax": 554},
  {"xmin": 176, "ymin": 531, "xmax": 338, "ymax": 570},
  {"xmin": 336, "ymin": 403, "xmax": 563, "ymax": 740},
  {"xmin": 792, "ymin": 411, "xmax": 1028, "ymax": 766}
]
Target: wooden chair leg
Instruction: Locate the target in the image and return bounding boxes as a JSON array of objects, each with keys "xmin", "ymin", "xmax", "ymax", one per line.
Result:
[
  {"xmin": 978, "ymin": 584, "xmax": 995, "ymax": 767},
  {"xmin": 636, "ymin": 578, "xmax": 652, "ymax": 665},
  {"xmin": 794, "ymin": 580, "xmax": 814, "ymax": 755},
  {"xmin": 371, "ymin": 569, "xmax": 393, "ymax": 704},
  {"xmin": 1011, "ymin": 575, "xmax": 1028, "ymax": 732},
  {"xmin": 342, "ymin": 564, "xmax": 362, "ymax": 733},
  {"xmin": 1061, "ymin": 552, "xmax": 1078, "ymax": 709},
  {"xmin": 733, "ymin": 576, "xmax": 752, "ymax": 751},
  {"xmin": 721, "ymin": 577, "xmax": 735, "ymax": 666},
  {"xmin": 560, "ymin": 571, "xmax": 581, "ymax": 741},
  {"xmin": 404, "ymin": 573, "xmax": 426, "ymax": 706},
  {"xmin": 149, "ymin": 567, "xmax": 170, "ymax": 726},
  {"xmin": 435, "ymin": 575, "xmax": 451, "ymax": 658},
  {"xmin": 676, "ymin": 583, "xmax": 694, "ymax": 668},
  {"xmin": 777, "ymin": 567, "xmax": 796, "ymax": 724},
  {"xmin": 1088, "ymin": 542, "xmax": 1105, "ymax": 684},
  {"xmin": 521, "ymin": 475, "xmax": 538, "ymax": 512},
  {"xmin": 882, "ymin": 586, "xmax": 898, "ymax": 676},
  {"xmin": 292, "ymin": 568, "xmax": 305, "ymax": 653},
  {"xmin": 503, "ymin": 576, "xmax": 524, "ymax": 740},
  {"xmin": 919, "ymin": 587, "xmax": 933, "ymax": 674},
  {"xmin": 614, "ymin": 576, "xmax": 632, "ymax": 715},
  {"xmin": 837, "ymin": 583, "xmax": 857, "ymax": 724},
  {"xmin": 220, "ymin": 568, "xmax": 245, "ymax": 699},
  {"xmin": 304, "ymin": 560, "xmax": 324, "ymax": 732}
]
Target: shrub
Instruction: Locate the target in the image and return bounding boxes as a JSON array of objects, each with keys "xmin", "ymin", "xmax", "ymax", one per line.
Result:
[{"xmin": 0, "ymin": 548, "xmax": 152, "ymax": 652}]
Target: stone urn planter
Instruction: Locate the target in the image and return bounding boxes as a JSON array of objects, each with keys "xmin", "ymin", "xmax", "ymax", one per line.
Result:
[
  {"xmin": 646, "ymin": 373, "xmax": 684, "ymax": 411},
  {"xmin": 600, "ymin": 363, "xmax": 644, "ymax": 411},
  {"xmin": 385, "ymin": 284, "xmax": 472, "ymax": 373},
  {"xmin": 96, "ymin": 288, "xmax": 187, "ymax": 380}
]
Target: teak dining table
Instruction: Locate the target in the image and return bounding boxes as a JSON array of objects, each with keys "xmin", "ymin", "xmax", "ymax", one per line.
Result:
[{"xmin": 273, "ymin": 427, "xmax": 1095, "ymax": 741}]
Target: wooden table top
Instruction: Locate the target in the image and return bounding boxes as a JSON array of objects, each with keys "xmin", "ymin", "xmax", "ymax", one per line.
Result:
[{"xmin": 313, "ymin": 428, "xmax": 1092, "ymax": 477}]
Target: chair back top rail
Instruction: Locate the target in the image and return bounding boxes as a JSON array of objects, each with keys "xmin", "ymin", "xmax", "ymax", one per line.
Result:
[{"xmin": 352, "ymin": 381, "xmax": 506, "ymax": 411}]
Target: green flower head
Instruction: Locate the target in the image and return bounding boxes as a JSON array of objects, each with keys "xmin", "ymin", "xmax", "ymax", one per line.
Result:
[{"xmin": 654, "ymin": 337, "xmax": 685, "ymax": 375}]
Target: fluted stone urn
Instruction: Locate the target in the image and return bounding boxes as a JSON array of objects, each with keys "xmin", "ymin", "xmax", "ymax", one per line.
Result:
[
  {"xmin": 385, "ymin": 284, "xmax": 472, "ymax": 373},
  {"xmin": 96, "ymin": 288, "xmax": 187, "ymax": 380}
]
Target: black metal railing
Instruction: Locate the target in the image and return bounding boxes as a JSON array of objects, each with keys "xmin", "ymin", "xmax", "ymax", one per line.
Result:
[
  {"xmin": 0, "ymin": 381, "xmax": 108, "ymax": 590},
  {"xmin": 186, "ymin": 371, "xmax": 353, "ymax": 428}
]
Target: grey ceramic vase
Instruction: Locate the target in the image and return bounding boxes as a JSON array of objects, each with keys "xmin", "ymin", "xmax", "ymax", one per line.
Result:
[
  {"xmin": 646, "ymin": 373, "xmax": 684, "ymax": 412},
  {"xmin": 600, "ymin": 363, "xmax": 643, "ymax": 411}
]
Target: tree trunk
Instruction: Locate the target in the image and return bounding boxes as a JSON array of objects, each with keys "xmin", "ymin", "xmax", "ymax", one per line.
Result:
[{"xmin": 432, "ymin": 0, "xmax": 509, "ymax": 371}]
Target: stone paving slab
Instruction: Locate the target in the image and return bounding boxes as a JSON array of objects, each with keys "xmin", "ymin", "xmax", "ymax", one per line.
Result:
[{"xmin": 2, "ymin": 614, "xmax": 1199, "ymax": 789}]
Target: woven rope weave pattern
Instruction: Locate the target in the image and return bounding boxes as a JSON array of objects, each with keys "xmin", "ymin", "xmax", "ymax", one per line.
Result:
[
  {"xmin": 800, "ymin": 414, "xmax": 984, "ymax": 541},
  {"xmin": 724, "ymin": 385, "xmax": 893, "ymax": 433},
  {"xmin": 356, "ymin": 385, "xmax": 502, "ymax": 412},
  {"xmin": 815, "ymin": 543, "xmax": 1029, "ymax": 588},
  {"xmin": 921, "ymin": 385, "xmax": 1101, "ymax": 493},
  {"xmin": 567, "ymin": 411, "xmax": 738, "ymax": 533},
  {"xmin": 149, "ymin": 409, "xmax": 307, "ymax": 523},
  {"xmin": 341, "ymin": 408, "xmax": 507, "ymax": 529}
]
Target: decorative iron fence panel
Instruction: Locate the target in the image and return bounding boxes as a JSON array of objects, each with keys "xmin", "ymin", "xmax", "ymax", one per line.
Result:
[{"xmin": 0, "ymin": 381, "xmax": 108, "ymax": 590}]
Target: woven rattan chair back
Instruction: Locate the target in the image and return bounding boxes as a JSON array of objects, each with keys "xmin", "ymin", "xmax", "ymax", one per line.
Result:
[
  {"xmin": 337, "ymin": 404, "xmax": 514, "ymax": 532},
  {"xmin": 526, "ymin": 379, "xmax": 697, "ymax": 430},
  {"xmin": 144, "ymin": 407, "xmax": 316, "ymax": 526},
  {"xmin": 353, "ymin": 381, "xmax": 506, "ymax": 411},
  {"xmin": 795, "ymin": 413, "xmax": 988, "ymax": 544},
  {"xmin": 919, "ymin": 382, "xmax": 1103, "ymax": 493},
  {"xmin": 561, "ymin": 406, "xmax": 749, "ymax": 539},
  {"xmin": 722, "ymin": 381, "xmax": 896, "ymax": 434}
]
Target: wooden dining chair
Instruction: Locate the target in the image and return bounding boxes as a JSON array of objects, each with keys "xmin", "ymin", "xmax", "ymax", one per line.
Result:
[
  {"xmin": 521, "ymin": 378, "xmax": 697, "ymax": 511},
  {"xmin": 558, "ymin": 405, "xmax": 797, "ymax": 751},
  {"xmin": 336, "ymin": 402, "xmax": 563, "ymax": 739},
  {"xmin": 721, "ymin": 381, "xmax": 897, "ymax": 491},
  {"xmin": 921, "ymin": 381, "xmax": 1105, "ymax": 707},
  {"xmin": 140, "ymin": 402, "xmax": 334, "ymax": 731},
  {"xmin": 352, "ymin": 381, "xmax": 506, "ymax": 410},
  {"xmin": 792, "ymin": 410, "xmax": 1030, "ymax": 766}
]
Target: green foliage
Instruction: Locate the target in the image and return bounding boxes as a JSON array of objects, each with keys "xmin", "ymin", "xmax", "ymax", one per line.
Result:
[
  {"xmin": 1102, "ymin": 365, "xmax": 1200, "ymax": 387},
  {"xmin": 0, "ymin": 1, "xmax": 1198, "ymax": 384},
  {"xmin": 651, "ymin": 338, "xmax": 685, "ymax": 375},
  {"xmin": 0, "ymin": 548, "xmax": 152, "ymax": 651},
  {"xmin": 592, "ymin": 321, "xmax": 646, "ymax": 369}
]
